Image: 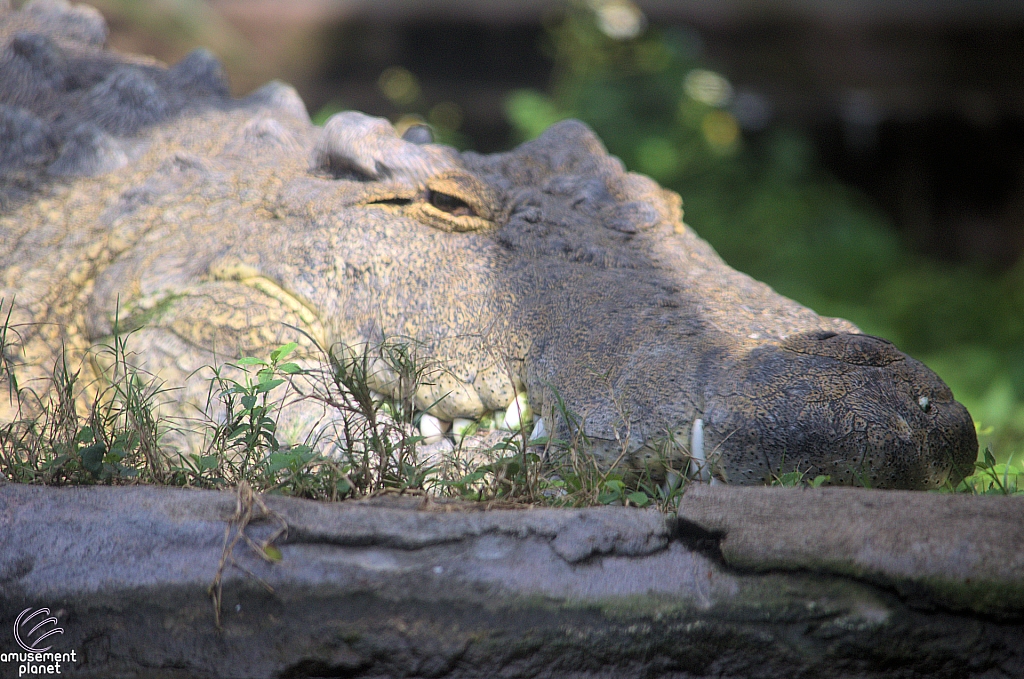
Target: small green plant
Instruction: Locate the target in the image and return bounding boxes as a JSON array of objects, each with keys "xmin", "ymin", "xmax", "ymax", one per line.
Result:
[
  {"xmin": 0, "ymin": 309, "xmax": 173, "ymax": 485},
  {"xmin": 87, "ymin": 316, "xmax": 171, "ymax": 483},
  {"xmin": 946, "ymin": 446, "xmax": 1023, "ymax": 496},
  {"xmin": 0, "ymin": 299, "xmax": 21, "ymax": 404},
  {"xmin": 305, "ymin": 336, "xmax": 434, "ymax": 497},
  {"xmin": 1, "ymin": 345, "xmax": 90, "ymax": 485},
  {"xmin": 771, "ymin": 469, "xmax": 831, "ymax": 488},
  {"xmin": 440, "ymin": 445, "xmax": 542, "ymax": 502},
  {"xmin": 175, "ymin": 340, "xmax": 357, "ymax": 500},
  {"xmin": 203, "ymin": 342, "xmax": 303, "ymax": 478}
]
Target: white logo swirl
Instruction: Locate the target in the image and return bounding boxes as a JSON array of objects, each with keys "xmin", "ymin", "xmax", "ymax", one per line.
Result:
[{"xmin": 14, "ymin": 608, "xmax": 64, "ymax": 652}]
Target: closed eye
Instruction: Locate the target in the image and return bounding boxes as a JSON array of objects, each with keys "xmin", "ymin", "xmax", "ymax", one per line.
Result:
[
  {"xmin": 363, "ymin": 171, "xmax": 496, "ymax": 232},
  {"xmin": 428, "ymin": 190, "xmax": 476, "ymax": 217},
  {"xmin": 366, "ymin": 197, "xmax": 412, "ymax": 207}
]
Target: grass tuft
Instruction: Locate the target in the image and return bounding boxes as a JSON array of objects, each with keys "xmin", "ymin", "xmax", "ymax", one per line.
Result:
[{"xmin": 3, "ymin": 309, "xmax": 1018, "ymax": 502}]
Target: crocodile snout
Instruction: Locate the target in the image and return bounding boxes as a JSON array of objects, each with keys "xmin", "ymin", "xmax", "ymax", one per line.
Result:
[{"xmin": 701, "ymin": 332, "xmax": 977, "ymax": 489}]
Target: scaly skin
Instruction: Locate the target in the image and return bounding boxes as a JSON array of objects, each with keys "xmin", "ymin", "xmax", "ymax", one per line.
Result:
[{"xmin": 0, "ymin": 0, "xmax": 976, "ymax": 488}]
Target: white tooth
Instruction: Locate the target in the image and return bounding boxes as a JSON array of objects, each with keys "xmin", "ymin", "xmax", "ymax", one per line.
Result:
[
  {"xmin": 688, "ymin": 418, "xmax": 709, "ymax": 483},
  {"xmin": 528, "ymin": 416, "xmax": 547, "ymax": 443},
  {"xmin": 418, "ymin": 413, "xmax": 450, "ymax": 445},
  {"xmin": 499, "ymin": 391, "xmax": 532, "ymax": 431},
  {"xmin": 452, "ymin": 417, "xmax": 476, "ymax": 440}
]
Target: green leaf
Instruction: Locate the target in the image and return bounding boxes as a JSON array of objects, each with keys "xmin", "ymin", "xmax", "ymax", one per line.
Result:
[
  {"xmin": 241, "ymin": 394, "xmax": 257, "ymax": 410},
  {"xmin": 455, "ymin": 470, "xmax": 487, "ymax": 485},
  {"xmin": 263, "ymin": 544, "xmax": 283, "ymax": 562},
  {"xmin": 983, "ymin": 446, "xmax": 997, "ymax": 468},
  {"xmin": 267, "ymin": 453, "xmax": 294, "ymax": 473},
  {"xmin": 627, "ymin": 491, "xmax": 651, "ymax": 507},
  {"xmin": 237, "ymin": 356, "xmax": 266, "ymax": 366},
  {"xmin": 75, "ymin": 426, "xmax": 94, "ymax": 444},
  {"xmin": 255, "ymin": 378, "xmax": 285, "ymax": 393},
  {"xmin": 278, "ymin": 362, "xmax": 303, "ymax": 374},
  {"xmin": 775, "ymin": 471, "xmax": 804, "ymax": 487},
  {"xmin": 270, "ymin": 342, "xmax": 298, "ymax": 362},
  {"xmin": 292, "ymin": 446, "xmax": 308, "ymax": 459},
  {"xmin": 80, "ymin": 442, "xmax": 106, "ymax": 476},
  {"xmin": 602, "ymin": 479, "xmax": 625, "ymax": 492}
]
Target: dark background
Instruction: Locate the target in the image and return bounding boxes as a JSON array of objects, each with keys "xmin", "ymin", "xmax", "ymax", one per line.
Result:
[{"xmin": 75, "ymin": 0, "xmax": 1024, "ymax": 460}]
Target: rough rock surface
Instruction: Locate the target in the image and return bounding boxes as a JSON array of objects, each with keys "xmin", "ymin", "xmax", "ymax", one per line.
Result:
[
  {"xmin": 677, "ymin": 484, "xmax": 1024, "ymax": 618},
  {"xmin": 1, "ymin": 482, "xmax": 1022, "ymax": 678},
  {"xmin": 0, "ymin": 1, "xmax": 977, "ymax": 487}
]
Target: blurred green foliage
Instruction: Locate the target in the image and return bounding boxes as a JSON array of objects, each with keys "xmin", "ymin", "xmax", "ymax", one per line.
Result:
[{"xmin": 503, "ymin": 1, "xmax": 1024, "ymax": 460}]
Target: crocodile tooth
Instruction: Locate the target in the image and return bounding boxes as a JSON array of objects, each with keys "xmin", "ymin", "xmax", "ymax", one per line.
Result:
[
  {"xmin": 499, "ymin": 391, "xmax": 532, "ymax": 431},
  {"xmin": 418, "ymin": 413, "xmax": 449, "ymax": 445},
  {"xmin": 688, "ymin": 417, "xmax": 709, "ymax": 482},
  {"xmin": 452, "ymin": 417, "xmax": 476, "ymax": 440},
  {"xmin": 529, "ymin": 416, "xmax": 547, "ymax": 443},
  {"xmin": 663, "ymin": 470, "xmax": 683, "ymax": 496}
]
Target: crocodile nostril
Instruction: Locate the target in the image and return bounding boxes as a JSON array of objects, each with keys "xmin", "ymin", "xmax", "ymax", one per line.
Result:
[{"xmin": 781, "ymin": 332, "xmax": 903, "ymax": 367}]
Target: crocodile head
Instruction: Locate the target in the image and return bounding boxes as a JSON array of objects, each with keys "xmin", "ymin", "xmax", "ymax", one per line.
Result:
[
  {"xmin": 216, "ymin": 110, "xmax": 975, "ymax": 489},
  {"xmin": 0, "ymin": 3, "xmax": 976, "ymax": 489}
]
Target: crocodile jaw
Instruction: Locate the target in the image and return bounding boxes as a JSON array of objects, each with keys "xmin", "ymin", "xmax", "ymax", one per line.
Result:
[{"xmin": 698, "ymin": 333, "xmax": 978, "ymax": 489}]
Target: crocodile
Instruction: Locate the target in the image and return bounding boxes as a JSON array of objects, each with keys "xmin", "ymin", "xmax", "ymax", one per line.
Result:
[{"xmin": 0, "ymin": 0, "xmax": 977, "ymax": 489}]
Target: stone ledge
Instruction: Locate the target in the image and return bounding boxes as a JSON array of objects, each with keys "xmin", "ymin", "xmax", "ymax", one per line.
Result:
[
  {"xmin": 677, "ymin": 484, "xmax": 1024, "ymax": 617},
  {"xmin": 1, "ymin": 484, "xmax": 1021, "ymax": 678}
]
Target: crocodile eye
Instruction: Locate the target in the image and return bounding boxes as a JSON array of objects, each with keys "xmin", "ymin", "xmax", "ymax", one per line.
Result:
[
  {"xmin": 428, "ymin": 189, "xmax": 476, "ymax": 217},
  {"xmin": 412, "ymin": 171, "xmax": 497, "ymax": 232},
  {"xmin": 918, "ymin": 395, "xmax": 931, "ymax": 412}
]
